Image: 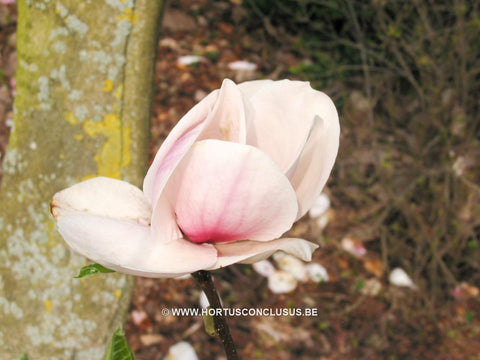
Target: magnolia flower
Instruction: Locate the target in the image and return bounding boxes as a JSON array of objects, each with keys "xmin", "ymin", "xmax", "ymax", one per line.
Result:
[{"xmin": 51, "ymin": 79, "xmax": 340, "ymax": 278}]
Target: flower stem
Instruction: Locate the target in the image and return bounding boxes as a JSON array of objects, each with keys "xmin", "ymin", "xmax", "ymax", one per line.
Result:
[{"xmin": 191, "ymin": 270, "xmax": 239, "ymax": 360}]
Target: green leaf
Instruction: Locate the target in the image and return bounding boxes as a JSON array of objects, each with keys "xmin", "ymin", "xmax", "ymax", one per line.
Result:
[
  {"xmin": 74, "ymin": 263, "xmax": 115, "ymax": 279},
  {"xmin": 105, "ymin": 326, "xmax": 135, "ymax": 360},
  {"xmin": 18, "ymin": 355, "xmax": 28, "ymax": 360}
]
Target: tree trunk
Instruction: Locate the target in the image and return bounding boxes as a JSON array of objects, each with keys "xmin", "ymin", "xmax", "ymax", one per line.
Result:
[{"xmin": 0, "ymin": 0, "xmax": 164, "ymax": 358}]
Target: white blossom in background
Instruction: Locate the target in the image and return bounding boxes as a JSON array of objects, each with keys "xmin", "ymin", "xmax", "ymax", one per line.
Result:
[
  {"xmin": 452, "ymin": 156, "xmax": 466, "ymax": 176},
  {"xmin": 252, "ymin": 259, "xmax": 275, "ymax": 277},
  {"xmin": 228, "ymin": 60, "xmax": 258, "ymax": 82},
  {"xmin": 273, "ymin": 252, "xmax": 309, "ymax": 282},
  {"xmin": 267, "ymin": 270, "xmax": 298, "ymax": 294},
  {"xmin": 131, "ymin": 310, "xmax": 149, "ymax": 327},
  {"xmin": 341, "ymin": 237, "xmax": 367, "ymax": 257},
  {"xmin": 360, "ymin": 278, "xmax": 382, "ymax": 296},
  {"xmin": 199, "ymin": 291, "xmax": 209, "ymax": 310},
  {"xmin": 308, "ymin": 193, "xmax": 332, "ymax": 229},
  {"xmin": 315, "ymin": 212, "xmax": 331, "ymax": 230},
  {"xmin": 308, "ymin": 193, "xmax": 330, "ymax": 218},
  {"xmin": 389, "ymin": 268, "xmax": 416, "ymax": 289},
  {"xmin": 165, "ymin": 341, "xmax": 198, "ymax": 360},
  {"xmin": 306, "ymin": 263, "xmax": 329, "ymax": 283},
  {"xmin": 177, "ymin": 55, "xmax": 206, "ymax": 66},
  {"xmin": 453, "ymin": 282, "xmax": 479, "ymax": 300},
  {"xmin": 228, "ymin": 60, "xmax": 257, "ymax": 71}
]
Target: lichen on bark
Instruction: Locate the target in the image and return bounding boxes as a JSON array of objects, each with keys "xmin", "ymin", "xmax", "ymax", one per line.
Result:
[{"xmin": 0, "ymin": 0, "xmax": 164, "ymax": 358}]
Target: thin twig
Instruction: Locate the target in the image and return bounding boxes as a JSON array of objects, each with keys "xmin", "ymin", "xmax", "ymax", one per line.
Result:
[{"xmin": 191, "ymin": 270, "xmax": 239, "ymax": 360}]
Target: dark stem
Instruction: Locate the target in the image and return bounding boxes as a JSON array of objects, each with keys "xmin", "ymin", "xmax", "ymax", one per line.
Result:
[{"xmin": 191, "ymin": 270, "xmax": 239, "ymax": 360}]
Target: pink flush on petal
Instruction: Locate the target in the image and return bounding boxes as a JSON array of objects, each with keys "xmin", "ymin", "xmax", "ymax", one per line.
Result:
[
  {"xmin": 187, "ymin": 228, "xmax": 247, "ymax": 244},
  {"xmin": 168, "ymin": 140, "xmax": 299, "ymax": 246},
  {"xmin": 150, "ymin": 124, "xmax": 202, "ymax": 203}
]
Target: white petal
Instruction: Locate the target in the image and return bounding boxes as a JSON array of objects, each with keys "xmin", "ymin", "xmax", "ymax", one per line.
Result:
[
  {"xmin": 166, "ymin": 341, "xmax": 199, "ymax": 360},
  {"xmin": 177, "ymin": 55, "xmax": 206, "ymax": 66},
  {"xmin": 199, "ymin": 291, "xmax": 209, "ymax": 309},
  {"xmin": 209, "ymin": 237, "xmax": 318, "ymax": 269},
  {"xmin": 150, "ymin": 194, "xmax": 184, "ymax": 244},
  {"xmin": 268, "ymin": 270, "xmax": 297, "ymax": 294},
  {"xmin": 360, "ymin": 278, "xmax": 382, "ymax": 296},
  {"xmin": 238, "ymin": 79, "xmax": 332, "ymax": 174},
  {"xmin": 389, "ymin": 268, "xmax": 416, "ymax": 289},
  {"xmin": 341, "ymin": 237, "xmax": 367, "ymax": 257},
  {"xmin": 308, "ymin": 193, "xmax": 331, "ymax": 218},
  {"xmin": 252, "ymin": 260, "xmax": 275, "ymax": 277},
  {"xmin": 315, "ymin": 212, "xmax": 331, "ymax": 230},
  {"xmin": 306, "ymin": 263, "xmax": 329, "ymax": 282},
  {"xmin": 288, "ymin": 105, "xmax": 340, "ymax": 219},
  {"xmin": 51, "ymin": 177, "xmax": 150, "ymax": 224},
  {"xmin": 273, "ymin": 252, "xmax": 309, "ymax": 282},
  {"xmin": 57, "ymin": 214, "xmax": 217, "ymax": 277},
  {"xmin": 197, "ymin": 78, "xmax": 247, "ymax": 143},
  {"xmin": 228, "ymin": 60, "xmax": 258, "ymax": 71},
  {"xmin": 199, "ymin": 290, "xmax": 223, "ymax": 309}
]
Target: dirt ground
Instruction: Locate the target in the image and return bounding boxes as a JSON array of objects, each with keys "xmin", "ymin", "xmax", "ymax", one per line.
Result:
[{"xmin": 1, "ymin": 1, "xmax": 479, "ymax": 359}]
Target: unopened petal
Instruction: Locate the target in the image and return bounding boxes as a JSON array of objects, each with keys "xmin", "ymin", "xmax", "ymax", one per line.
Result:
[
  {"xmin": 197, "ymin": 78, "xmax": 246, "ymax": 143},
  {"xmin": 238, "ymin": 79, "xmax": 322, "ymax": 172},
  {"xmin": 57, "ymin": 214, "xmax": 217, "ymax": 277},
  {"xmin": 209, "ymin": 238, "xmax": 318, "ymax": 269},
  {"xmin": 143, "ymin": 91, "xmax": 216, "ymax": 205},
  {"xmin": 165, "ymin": 140, "xmax": 298, "ymax": 243},
  {"xmin": 287, "ymin": 98, "xmax": 340, "ymax": 219},
  {"xmin": 144, "ymin": 79, "xmax": 247, "ymax": 207}
]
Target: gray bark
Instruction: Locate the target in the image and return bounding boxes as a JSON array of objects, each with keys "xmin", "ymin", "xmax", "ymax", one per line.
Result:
[{"xmin": 0, "ymin": 0, "xmax": 164, "ymax": 358}]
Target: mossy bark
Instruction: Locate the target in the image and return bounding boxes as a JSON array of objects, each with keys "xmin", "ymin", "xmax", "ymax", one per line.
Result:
[{"xmin": 0, "ymin": 0, "xmax": 164, "ymax": 358}]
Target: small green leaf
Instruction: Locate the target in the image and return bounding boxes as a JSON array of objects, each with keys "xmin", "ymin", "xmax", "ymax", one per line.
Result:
[
  {"xmin": 18, "ymin": 354, "xmax": 28, "ymax": 360},
  {"xmin": 74, "ymin": 263, "xmax": 115, "ymax": 279},
  {"xmin": 354, "ymin": 278, "xmax": 365, "ymax": 293},
  {"xmin": 105, "ymin": 326, "xmax": 135, "ymax": 360},
  {"xmin": 465, "ymin": 312, "xmax": 475, "ymax": 323}
]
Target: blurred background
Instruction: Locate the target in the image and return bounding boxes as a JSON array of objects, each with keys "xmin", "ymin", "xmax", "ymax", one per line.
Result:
[{"xmin": 0, "ymin": 0, "xmax": 479, "ymax": 359}]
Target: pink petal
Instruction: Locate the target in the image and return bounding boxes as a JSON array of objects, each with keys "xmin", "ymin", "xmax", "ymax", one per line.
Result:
[
  {"xmin": 143, "ymin": 79, "xmax": 246, "ymax": 207},
  {"xmin": 238, "ymin": 79, "xmax": 321, "ymax": 172},
  {"xmin": 165, "ymin": 139, "xmax": 298, "ymax": 244},
  {"xmin": 210, "ymin": 237, "xmax": 318, "ymax": 269},
  {"xmin": 57, "ymin": 214, "xmax": 217, "ymax": 277},
  {"xmin": 287, "ymin": 101, "xmax": 340, "ymax": 219},
  {"xmin": 143, "ymin": 96, "xmax": 214, "ymax": 205}
]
